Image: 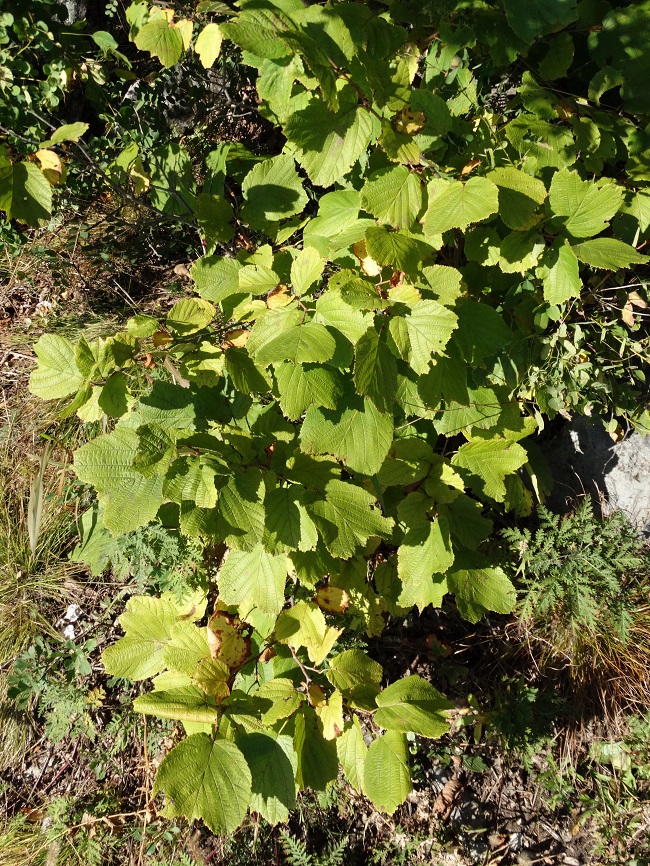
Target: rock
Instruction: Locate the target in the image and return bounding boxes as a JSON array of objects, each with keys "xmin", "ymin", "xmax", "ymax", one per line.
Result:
[{"xmin": 543, "ymin": 417, "xmax": 650, "ymax": 535}]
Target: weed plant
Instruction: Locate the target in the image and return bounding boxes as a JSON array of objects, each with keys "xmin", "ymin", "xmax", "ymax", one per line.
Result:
[{"xmin": 503, "ymin": 500, "xmax": 650, "ymax": 707}]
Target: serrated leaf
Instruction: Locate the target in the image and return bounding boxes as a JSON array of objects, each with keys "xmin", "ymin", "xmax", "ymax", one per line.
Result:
[
  {"xmin": 216, "ymin": 469, "xmax": 266, "ymax": 551},
  {"xmin": 327, "ymin": 648, "xmax": 382, "ymax": 707},
  {"xmin": 571, "ymin": 238, "xmax": 649, "ymax": 270},
  {"xmin": 192, "ymin": 256, "xmax": 242, "ymax": 303},
  {"xmin": 256, "ymin": 679, "xmax": 302, "ymax": 724},
  {"xmin": 74, "ymin": 428, "xmax": 164, "ymax": 535},
  {"xmin": 195, "ymin": 22, "xmax": 222, "ymax": 68},
  {"xmin": 0, "ymin": 161, "xmax": 52, "ymax": 226},
  {"xmin": 374, "ymin": 675, "xmax": 453, "ymax": 738},
  {"xmin": 310, "ymin": 479, "xmax": 394, "ymax": 559},
  {"xmin": 265, "ymin": 486, "xmax": 318, "ymax": 552},
  {"xmin": 102, "ymin": 595, "xmax": 180, "ymax": 681},
  {"xmin": 192, "ymin": 657, "xmax": 231, "ymax": 699},
  {"xmin": 294, "ymin": 707, "xmax": 339, "ymax": 790},
  {"xmin": 218, "ymin": 545, "xmax": 289, "ymax": 616},
  {"xmin": 256, "ymin": 322, "xmax": 336, "ymax": 366},
  {"xmin": 451, "ymin": 438, "xmax": 528, "ymax": 502},
  {"xmin": 353, "ymin": 328, "xmax": 398, "ymax": 412},
  {"xmin": 29, "ymin": 334, "xmax": 84, "ymax": 399},
  {"xmin": 224, "ymin": 347, "xmax": 272, "ymax": 396},
  {"xmin": 134, "ymin": 17, "xmax": 184, "ymax": 67},
  {"xmin": 315, "ymin": 289, "xmax": 374, "ymax": 345},
  {"xmin": 361, "ymin": 165, "xmax": 422, "ymax": 230},
  {"xmin": 275, "ymin": 601, "xmax": 342, "ymax": 665},
  {"xmin": 285, "ymin": 98, "xmax": 375, "ymax": 188},
  {"xmin": 364, "ymin": 731, "xmax": 411, "ymax": 814},
  {"xmin": 291, "ymin": 246, "xmax": 325, "ymax": 295},
  {"xmin": 314, "ymin": 689, "xmax": 344, "ymax": 740},
  {"xmin": 337, "ymin": 717, "xmax": 367, "ymax": 794},
  {"xmin": 300, "ymin": 396, "xmax": 393, "ymax": 476},
  {"xmin": 41, "ymin": 122, "xmax": 89, "ymax": 146},
  {"xmin": 134, "ymin": 686, "xmax": 219, "ymax": 724},
  {"xmin": 274, "ymin": 362, "xmax": 343, "ymax": 421},
  {"xmin": 404, "ymin": 300, "xmax": 458, "ymax": 374},
  {"xmin": 238, "ymin": 732, "xmax": 297, "ymax": 825},
  {"xmin": 397, "ymin": 517, "xmax": 453, "ymax": 612},
  {"xmin": 153, "ymin": 734, "xmax": 251, "ymax": 833},
  {"xmin": 540, "ymin": 242, "xmax": 581, "ymax": 304},
  {"xmin": 242, "ymin": 153, "xmax": 307, "ymax": 228},
  {"xmin": 422, "ymin": 177, "xmax": 499, "ymax": 237},
  {"xmin": 504, "ymin": 0, "xmax": 577, "ymax": 43},
  {"xmin": 549, "ymin": 169, "xmax": 624, "ymax": 238},
  {"xmin": 488, "ymin": 167, "xmax": 547, "ymax": 231},
  {"xmin": 447, "ymin": 560, "xmax": 516, "ymax": 623},
  {"xmin": 365, "ymin": 226, "xmax": 426, "ymax": 274}
]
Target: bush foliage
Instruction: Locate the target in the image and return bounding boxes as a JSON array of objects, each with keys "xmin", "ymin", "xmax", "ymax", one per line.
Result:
[{"xmin": 8, "ymin": 0, "xmax": 650, "ymax": 836}]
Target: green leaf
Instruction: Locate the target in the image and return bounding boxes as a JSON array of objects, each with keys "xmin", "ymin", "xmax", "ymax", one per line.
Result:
[
  {"xmin": 360, "ymin": 165, "xmax": 423, "ymax": 230},
  {"xmin": 134, "ymin": 17, "xmax": 184, "ymax": 67},
  {"xmin": 256, "ymin": 323, "xmax": 336, "ymax": 366},
  {"xmin": 242, "ymin": 153, "xmax": 307, "ymax": 228},
  {"xmin": 102, "ymin": 595, "xmax": 180, "ymax": 680},
  {"xmin": 300, "ymin": 397, "xmax": 394, "ymax": 476},
  {"xmin": 218, "ymin": 545, "xmax": 289, "ymax": 616},
  {"xmin": 41, "ymin": 122, "xmax": 90, "ymax": 147},
  {"xmin": 397, "ymin": 517, "xmax": 454, "ymax": 612},
  {"xmin": 167, "ymin": 298, "xmax": 216, "ymax": 336},
  {"xmin": 276, "ymin": 601, "xmax": 342, "ymax": 666},
  {"xmin": 195, "ymin": 193, "xmax": 234, "ymax": 251},
  {"xmin": 422, "ymin": 177, "xmax": 499, "ymax": 237},
  {"xmin": 374, "ymin": 675, "xmax": 453, "ymax": 738},
  {"xmin": 192, "ymin": 256, "xmax": 242, "ymax": 304},
  {"xmin": 337, "ymin": 717, "xmax": 368, "ymax": 794},
  {"xmin": 364, "ymin": 731, "xmax": 411, "ymax": 814},
  {"xmin": 216, "ymin": 469, "xmax": 266, "ymax": 551},
  {"xmin": 539, "ymin": 242, "xmax": 581, "ymax": 304},
  {"xmin": 488, "ymin": 167, "xmax": 547, "ymax": 232},
  {"xmin": 571, "ymin": 239, "xmax": 649, "ymax": 270},
  {"xmin": 291, "ymin": 246, "xmax": 325, "ymax": 296},
  {"xmin": 0, "ymin": 162, "xmax": 52, "ymax": 226},
  {"xmin": 224, "ymin": 347, "xmax": 272, "ymax": 396},
  {"xmin": 549, "ymin": 169, "xmax": 624, "ymax": 238},
  {"xmin": 153, "ymin": 734, "xmax": 252, "ymax": 833},
  {"xmin": 310, "ymin": 479, "xmax": 394, "ymax": 559},
  {"xmin": 504, "ymin": 0, "xmax": 577, "ymax": 43},
  {"xmin": 134, "ymin": 686, "xmax": 219, "ymax": 724},
  {"xmin": 365, "ymin": 226, "xmax": 426, "ymax": 274},
  {"xmin": 29, "ymin": 334, "xmax": 84, "ymax": 399},
  {"xmin": 539, "ymin": 32, "xmax": 574, "ymax": 80},
  {"xmin": 98, "ymin": 373, "xmax": 129, "ymax": 418},
  {"xmin": 447, "ymin": 560, "xmax": 516, "ymax": 623},
  {"xmin": 451, "ymin": 438, "xmax": 528, "ymax": 503},
  {"xmin": 238, "ymin": 732, "xmax": 297, "ymax": 825},
  {"xmin": 353, "ymin": 328, "xmax": 398, "ymax": 412},
  {"xmin": 315, "ymin": 289, "xmax": 374, "ymax": 345},
  {"xmin": 74, "ymin": 428, "xmax": 164, "ymax": 534},
  {"xmin": 284, "ymin": 98, "xmax": 375, "ymax": 188},
  {"xmin": 294, "ymin": 707, "xmax": 339, "ymax": 790},
  {"xmin": 195, "ymin": 22, "xmax": 222, "ymax": 68},
  {"xmin": 327, "ymin": 648, "xmax": 382, "ymax": 705},
  {"xmin": 404, "ymin": 300, "xmax": 458, "ymax": 374},
  {"xmin": 220, "ymin": 8, "xmax": 292, "ymax": 60},
  {"xmin": 274, "ymin": 362, "xmax": 343, "ymax": 421},
  {"xmin": 265, "ymin": 487, "xmax": 319, "ymax": 552}
]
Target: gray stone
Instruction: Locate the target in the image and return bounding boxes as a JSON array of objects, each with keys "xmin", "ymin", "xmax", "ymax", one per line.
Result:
[{"xmin": 543, "ymin": 417, "xmax": 650, "ymax": 535}]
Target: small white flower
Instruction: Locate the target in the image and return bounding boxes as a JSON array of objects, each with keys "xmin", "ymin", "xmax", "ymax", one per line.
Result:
[
  {"xmin": 63, "ymin": 624, "xmax": 76, "ymax": 640},
  {"xmin": 64, "ymin": 604, "xmax": 81, "ymax": 623}
]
